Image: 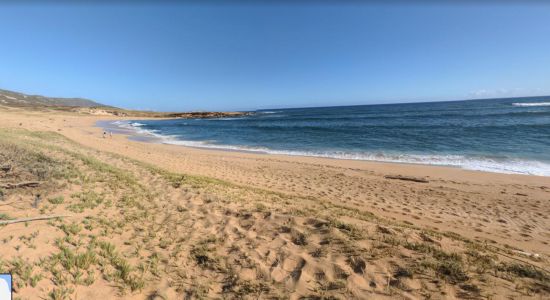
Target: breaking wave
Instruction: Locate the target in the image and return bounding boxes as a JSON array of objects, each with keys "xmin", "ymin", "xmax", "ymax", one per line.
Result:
[
  {"xmin": 111, "ymin": 120, "xmax": 550, "ymax": 176},
  {"xmin": 512, "ymin": 102, "xmax": 550, "ymax": 107}
]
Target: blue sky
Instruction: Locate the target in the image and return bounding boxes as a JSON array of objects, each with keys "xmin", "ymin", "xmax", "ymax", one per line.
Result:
[{"xmin": 1, "ymin": 2, "xmax": 549, "ymax": 111}]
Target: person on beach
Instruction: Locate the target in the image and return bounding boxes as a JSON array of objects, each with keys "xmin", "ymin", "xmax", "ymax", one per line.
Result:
[{"xmin": 103, "ymin": 131, "xmax": 107, "ymax": 138}]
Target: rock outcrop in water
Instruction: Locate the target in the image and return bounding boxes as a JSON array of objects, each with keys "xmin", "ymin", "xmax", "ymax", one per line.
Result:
[{"xmin": 163, "ymin": 111, "xmax": 252, "ymax": 119}]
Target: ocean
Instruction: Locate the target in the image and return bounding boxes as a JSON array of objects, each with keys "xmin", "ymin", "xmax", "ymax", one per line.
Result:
[{"xmin": 104, "ymin": 97, "xmax": 550, "ymax": 176}]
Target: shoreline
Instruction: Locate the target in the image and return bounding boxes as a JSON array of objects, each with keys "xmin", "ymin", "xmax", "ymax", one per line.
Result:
[
  {"xmin": 1, "ymin": 109, "xmax": 549, "ymax": 251},
  {"xmin": 1, "ymin": 107, "xmax": 546, "ymax": 183},
  {"xmin": 101, "ymin": 118, "xmax": 473, "ymax": 170},
  {"xmin": 99, "ymin": 118, "xmax": 550, "ymax": 178},
  {"xmin": 1, "ymin": 107, "xmax": 549, "ymax": 298}
]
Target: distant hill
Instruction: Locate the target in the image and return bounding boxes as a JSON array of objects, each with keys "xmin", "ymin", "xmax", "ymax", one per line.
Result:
[
  {"xmin": 0, "ymin": 87, "xmax": 249, "ymax": 118},
  {"xmin": 0, "ymin": 88, "xmax": 107, "ymax": 107}
]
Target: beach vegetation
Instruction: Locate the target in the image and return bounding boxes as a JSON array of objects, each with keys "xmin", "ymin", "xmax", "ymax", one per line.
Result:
[
  {"xmin": 49, "ymin": 286, "xmax": 74, "ymax": 300},
  {"xmin": 497, "ymin": 262, "xmax": 549, "ymax": 281},
  {"xmin": 1, "ymin": 127, "xmax": 549, "ymax": 299},
  {"xmin": 48, "ymin": 196, "xmax": 65, "ymax": 205},
  {"xmin": 328, "ymin": 218, "xmax": 364, "ymax": 240}
]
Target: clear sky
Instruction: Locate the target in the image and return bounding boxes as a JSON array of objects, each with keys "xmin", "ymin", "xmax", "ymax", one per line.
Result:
[{"xmin": 1, "ymin": 1, "xmax": 549, "ymax": 111}]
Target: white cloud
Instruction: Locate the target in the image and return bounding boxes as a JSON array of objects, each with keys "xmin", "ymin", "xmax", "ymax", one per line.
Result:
[{"xmin": 469, "ymin": 87, "xmax": 544, "ymax": 99}]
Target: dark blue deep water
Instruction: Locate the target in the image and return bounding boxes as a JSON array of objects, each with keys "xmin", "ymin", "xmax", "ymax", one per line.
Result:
[{"xmin": 107, "ymin": 97, "xmax": 550, "ymax": 176}]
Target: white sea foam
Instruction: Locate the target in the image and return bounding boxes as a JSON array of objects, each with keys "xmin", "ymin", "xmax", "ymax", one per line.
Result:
[
  {"xmin": 160, "ymin": 139, "xmax": 550, "ymax": 176},
  {"xmin": 512, "ymin": 102, "xmax": 550, "ymax": 107},
  {"xmin": 112, "ymin": 121, "xmax": 550, "ymax": 177},
  {"xmin": 210, "ymin": 117, "xmax": 244, "ymax": 121},
  {"xmin": 111, "ymin": 121, "xmax": 164, "ymax": 137}
]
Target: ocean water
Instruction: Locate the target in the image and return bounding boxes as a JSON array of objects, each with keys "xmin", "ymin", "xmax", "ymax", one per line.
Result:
[{"xmin": 106, "ymin": 97, "xmax": 550, "ymax": 176}]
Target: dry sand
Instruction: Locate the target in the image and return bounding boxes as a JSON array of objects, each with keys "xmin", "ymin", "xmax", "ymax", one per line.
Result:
[
  {"xmin": 4, "ymin": 107, "xmax": 549, "ymax": 255},
  {"xmin": 1, "ymin": 106, "xmax": 549, "ymax": 299}
]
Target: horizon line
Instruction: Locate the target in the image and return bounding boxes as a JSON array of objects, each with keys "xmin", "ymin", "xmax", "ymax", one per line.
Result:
[
  {"xmin": 2, "ymin": 86, "xmax": 549, "ymax": 112},
  {"xmin": 249, "ymin": 94, "xmax": 550, "ymax": 112}
]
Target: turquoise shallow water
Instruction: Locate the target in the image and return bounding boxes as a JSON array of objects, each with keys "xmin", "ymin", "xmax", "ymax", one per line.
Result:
[{"xmin": 104, "ymin": 97, "xmax": 550, "ymax": 176}]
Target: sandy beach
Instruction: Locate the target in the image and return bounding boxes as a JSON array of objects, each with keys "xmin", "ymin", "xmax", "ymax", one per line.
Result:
[{"xmin": 1, "ymin": 106, "xmax": 549, "ymax": 299}]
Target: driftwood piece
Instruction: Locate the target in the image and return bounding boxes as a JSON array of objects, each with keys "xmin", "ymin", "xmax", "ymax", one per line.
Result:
[
  {"xmin": 384, "ymin": 175, "xmax": 429, "ymax": 183},
  {"xmin": 0, "ymin": 181, "xmax": 41, "ymax": 189},
  {"xmin": 0, "ymin": 215, "xmax": 69, "ymax": 225}
]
